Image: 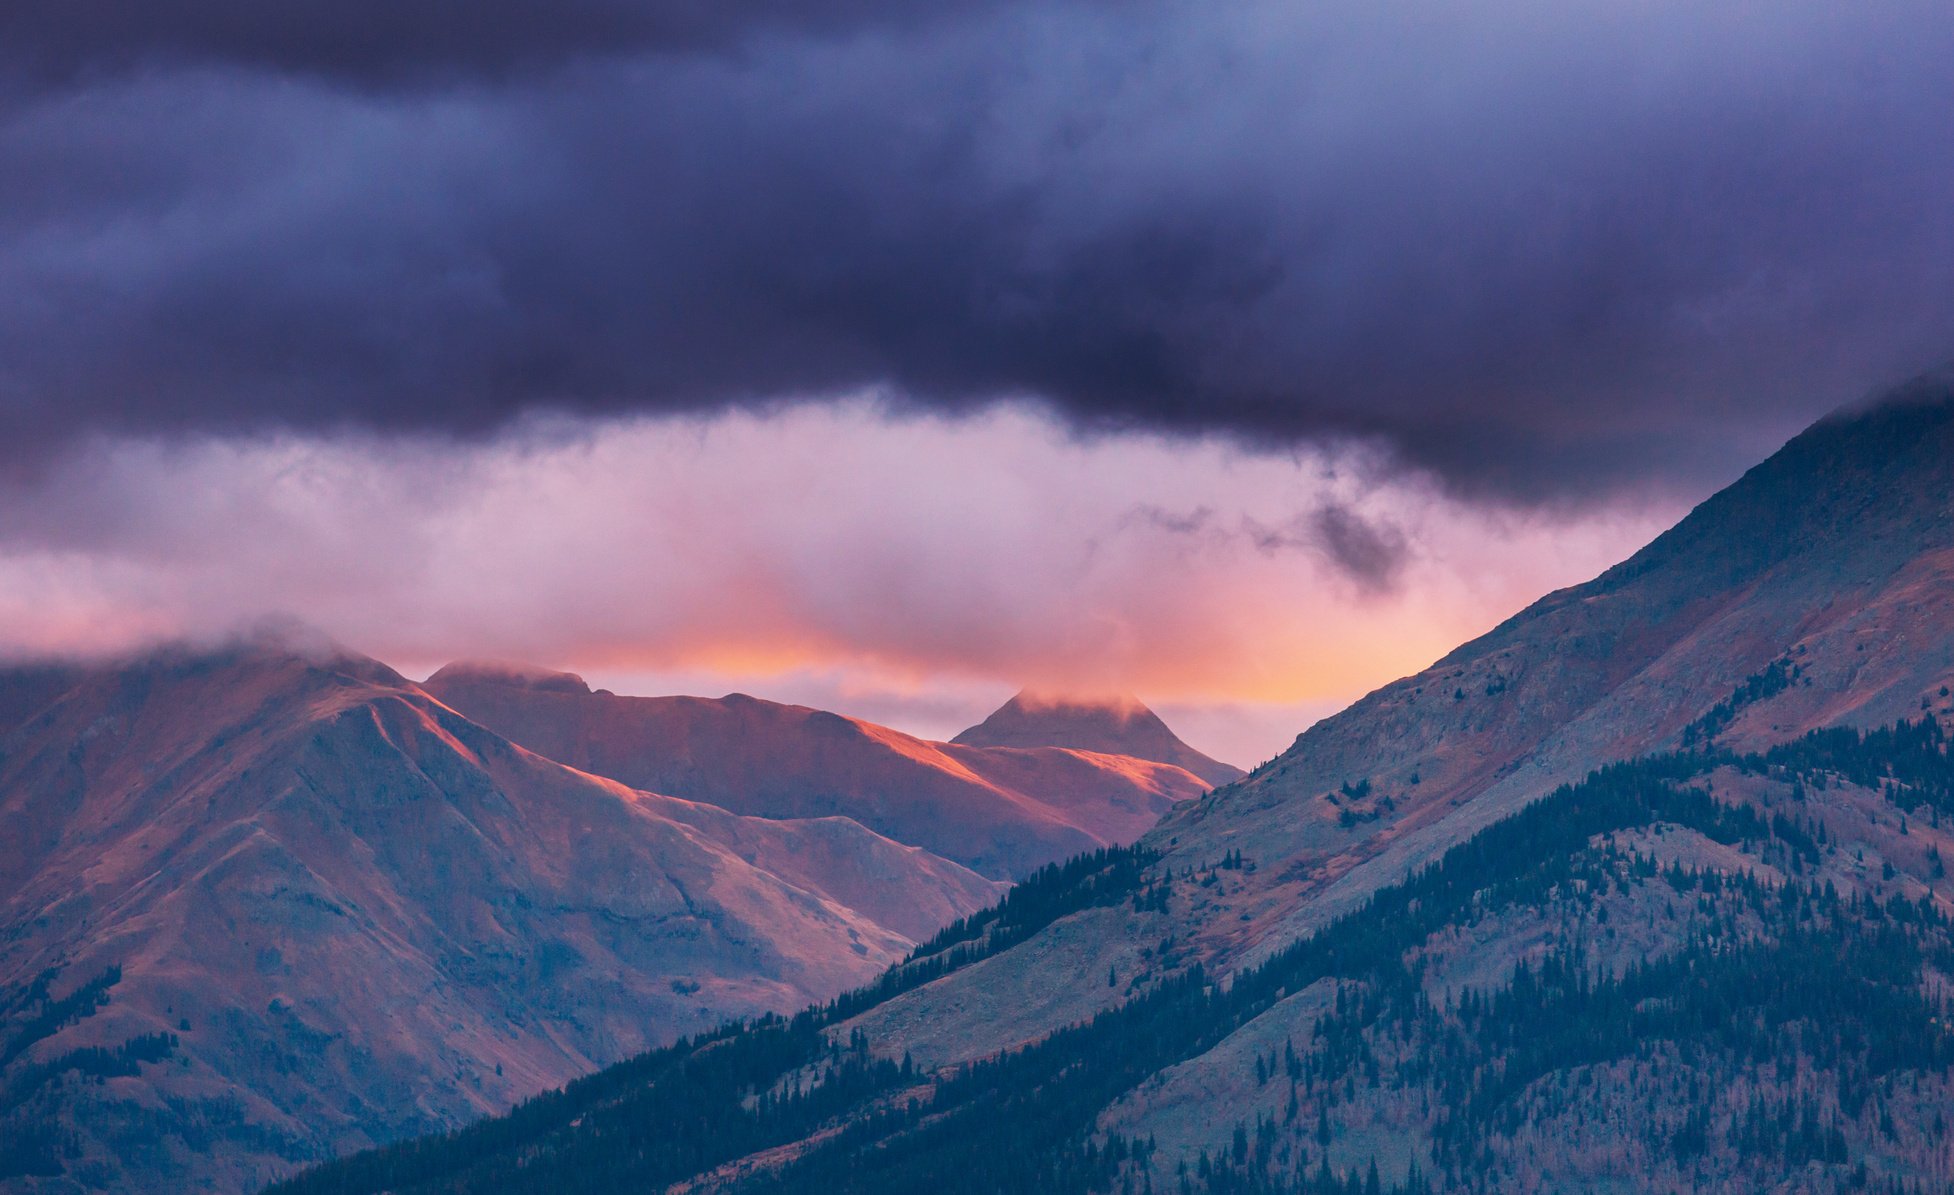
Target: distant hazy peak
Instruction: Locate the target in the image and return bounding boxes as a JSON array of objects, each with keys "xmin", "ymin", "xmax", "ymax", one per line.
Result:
[
  {"xmin": 953, "ymin": 689, "xmax": 1243, "ymax": 787},
  {"xmin": 424, "ymin": 659, "xmax": 592, "ymax": 695}
]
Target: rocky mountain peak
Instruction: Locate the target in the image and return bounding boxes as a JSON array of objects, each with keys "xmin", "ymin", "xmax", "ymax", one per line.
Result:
[
  {"xmin": 423, "ymin": 659, "xmax": 593, "ymax": 695},
  {"xmin": 953, "ymin": 689, "xmax": 1243, "ymax": 787}
]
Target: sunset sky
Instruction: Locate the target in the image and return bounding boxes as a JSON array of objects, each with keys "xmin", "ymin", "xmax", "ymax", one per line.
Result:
[{"xmin": 4, "ymin": 2, "xmax": 1951, "ymax": 763}]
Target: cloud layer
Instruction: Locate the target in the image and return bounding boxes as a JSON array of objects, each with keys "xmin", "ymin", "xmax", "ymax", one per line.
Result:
[
  {"xmin": 2, "ymin": 2, "xmax": 1950, "ymax": 500},
  {"xmin": 4, "ymin": 3, "xmax": 1946, "ymax": 758},
  {"xmin": 0, "ymin": 405, "xmax": 1673, "ymax": 760}
]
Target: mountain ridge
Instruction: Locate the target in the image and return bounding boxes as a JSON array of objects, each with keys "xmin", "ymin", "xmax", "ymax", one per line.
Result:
[
  {"xmin": 421, "ymin": 667, "xmax": 1215, "ymax": 880},
  {"xmin": 0, "ymin": 645, "xmax": 1006, "ymax": 1193}
]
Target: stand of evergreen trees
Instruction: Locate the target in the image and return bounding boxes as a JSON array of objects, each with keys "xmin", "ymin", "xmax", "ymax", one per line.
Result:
[{"xmin": 0, "ymin": 964, "xmax": 178, "ymax": 1182}]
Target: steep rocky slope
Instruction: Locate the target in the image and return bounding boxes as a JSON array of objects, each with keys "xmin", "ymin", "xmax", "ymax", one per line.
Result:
[
  {"xmin": 0, "ymin": 646, "xmax": 1003, "ymax": 1193},
  {"xmin": 952, "ymin": 690, "xmax": 1244, "ymax": 787},
  {"xmin": 1147, "ymin": 375, "xmax": 1954, "ymax": 972},
  {"xmin": 279, "ymin": 378, "xmax": 1954, "ymax": 1194},
  {"xmin": 422, "ymin": 665, "xmax": 1213, "ymax": 879}
]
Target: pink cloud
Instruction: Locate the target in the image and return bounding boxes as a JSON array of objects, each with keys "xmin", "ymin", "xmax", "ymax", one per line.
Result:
[{"xmin": 0, "ymin": 402, "xmax": 1681, "ymax": 762}]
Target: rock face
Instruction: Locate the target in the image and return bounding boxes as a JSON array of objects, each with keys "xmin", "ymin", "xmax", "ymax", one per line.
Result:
[
  {"xmin": 951, "ymin": 690, "xmax": 1244, "ymax": 788},
  {"xmin": 0, "ymin": 646, "xmax": 1004, "ymax": 1194},
  {"xmin": 422, "ymin": 667, "xmax": 1213, "ymax": 880},
  {"xmin": 276, "ymin": 378, "xmax": 1954, "ymax": 1194}
]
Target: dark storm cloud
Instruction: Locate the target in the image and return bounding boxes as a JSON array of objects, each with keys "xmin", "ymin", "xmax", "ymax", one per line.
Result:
[
  {"xmin": 1240, "ymin": 506, "xmax": 1409, "ymax": 594},
  {"xmin": 0, "ymin": 0, "xmax": 979, "ymax": 88},
  {"xmin": 1305, "ymin": 506, "xmax": 1408, "ymax": 596},
  {"xmin": 2, "ymin": 0, "xmax": 1952, "ymax": 502}
]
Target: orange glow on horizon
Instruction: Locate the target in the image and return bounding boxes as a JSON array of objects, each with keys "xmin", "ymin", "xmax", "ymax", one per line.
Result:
[
  {"xmin": 540, "ymin": 604, "xmax": 1481, "ymax": 711},
  {"xmin": 0, "ymin": 404, "xmax": 1681, "ymax": 764}
]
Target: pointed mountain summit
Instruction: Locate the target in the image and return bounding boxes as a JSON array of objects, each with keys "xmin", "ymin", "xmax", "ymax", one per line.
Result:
[{"xmin": 952, "ymin": 690, "xmax": 1243, "ymax": 787}]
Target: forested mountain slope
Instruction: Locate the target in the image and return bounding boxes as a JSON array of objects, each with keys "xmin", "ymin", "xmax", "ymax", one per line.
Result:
[{"xmin": 272, "ymin": 723, "xmax": 1954, "ymax": 1194}]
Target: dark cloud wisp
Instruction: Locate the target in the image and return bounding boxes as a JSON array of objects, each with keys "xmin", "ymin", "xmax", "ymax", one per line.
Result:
[{"xmin": 2, "ymin": 1, "xmax": 1952, "ymax": 502}]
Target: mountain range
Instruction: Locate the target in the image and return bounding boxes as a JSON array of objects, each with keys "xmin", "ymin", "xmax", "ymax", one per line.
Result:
[
  {"xmin": 0, "ymin": 652, "xmax": 1221, "ymax": 1191},
  {"xmin": 273, "ymin": 378, "xmax": 1954, "ymax": 1193},
  {"xmin": 422, "ymin": 663, "xmax": 1217, "ymax": 880}
]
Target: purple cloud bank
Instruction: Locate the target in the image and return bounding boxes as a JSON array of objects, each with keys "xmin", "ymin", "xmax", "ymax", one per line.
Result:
[{"xmin": 1, "ymin": 1, "xmax": 1949, "ymax": 501}]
